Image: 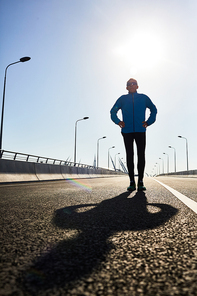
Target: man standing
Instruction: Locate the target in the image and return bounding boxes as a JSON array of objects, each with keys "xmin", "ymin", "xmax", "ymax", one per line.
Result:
[{"xmin": 110, "ymin": 78, "xmax": 157, "ymax": 191}]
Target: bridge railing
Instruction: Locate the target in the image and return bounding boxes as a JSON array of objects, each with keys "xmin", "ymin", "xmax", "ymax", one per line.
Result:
[{"xmin": 0, "ymin": 149, "xmax": 95, "ymax": 169}]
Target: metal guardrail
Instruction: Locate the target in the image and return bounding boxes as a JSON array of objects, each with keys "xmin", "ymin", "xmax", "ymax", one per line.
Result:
[{"xmin": 0, "ymin": 149, "xmax": 95, "ymax": 169}]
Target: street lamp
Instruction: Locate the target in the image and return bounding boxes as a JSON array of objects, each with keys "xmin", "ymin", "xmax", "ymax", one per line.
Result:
[
  {"xmin": 168, "ymin": 146, "xmax": 176, "ymax": 172},
  {"xmin": 154, "ymin": 164, "xmax": 157, "ymax": 175},
  {"xmin": 153, "ymin": 165, "xmax": 157, "ymax": 176},
  {"xmin": 178, "ymin": 136, "xmax": 189, "ymax": 171},
  {"xmin": 0, "ymin": 56, "xmax": 31, "ymax": 153},
  {"xmin": 74, "ymin": 117, "xmax": 89, "ymax": 164},
  {"xmin": 163, "ymin": 152, "xmax": 169, "ymax": 174},
  {"xmin": 114, "ymin": 153, "xmax": 120, "ymax": 171},
  {"xmin": 159, "ymin": 157, "xmax": 164, "ymax": 174},
  {"xmin": 97, "ymin": 136, "xmax": 106, "ymax": 168},
  {"xmin": 108, "ymin": 146, "xmax": 115, "ymax": 169},
  {"xmin": 156, "ymin": 162, "xmax": 160, "ymax": 175}
]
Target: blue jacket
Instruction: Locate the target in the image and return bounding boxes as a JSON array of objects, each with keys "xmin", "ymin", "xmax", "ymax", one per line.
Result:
[{"xmin": 110, "ymin": 92, "xmax": 157, "ymax": 133}]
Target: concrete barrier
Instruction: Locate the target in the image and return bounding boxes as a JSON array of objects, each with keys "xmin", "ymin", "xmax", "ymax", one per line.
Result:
[
  {"xmin": 0, "ymin": 159, "xmax": 38, "ymax": 182},
  {"xmin": 0, "ymin": 159, "xmax": 126, "ymax": 183},
  {"xmin": 35, "ymin": 162, "xmax": 64, "ymax": 181},
  {"xmin": 158, "ymin": 169, "xmax": 197, "ymax": 178}
]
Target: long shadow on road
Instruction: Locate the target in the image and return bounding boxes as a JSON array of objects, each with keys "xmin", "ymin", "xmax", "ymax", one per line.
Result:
[{"xmin": 21, "ymin": 191, "xmax": 178, "ymax": 294}]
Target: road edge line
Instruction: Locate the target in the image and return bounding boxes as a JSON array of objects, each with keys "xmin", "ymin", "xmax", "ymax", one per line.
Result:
[{"xmin": 153, "ymin": 178, "xmax": 197, "ymax": 214}]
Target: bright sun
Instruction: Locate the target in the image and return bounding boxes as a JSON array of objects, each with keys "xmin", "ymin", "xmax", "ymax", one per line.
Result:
[{"xmin": 112, "ymin": 31, "xmax": 165, "ymax": 74}]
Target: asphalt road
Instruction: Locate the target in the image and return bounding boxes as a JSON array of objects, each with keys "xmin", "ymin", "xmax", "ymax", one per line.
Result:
[{"xmin": 0, "ymin": 176, "xmax": 197, "ymax": 296}]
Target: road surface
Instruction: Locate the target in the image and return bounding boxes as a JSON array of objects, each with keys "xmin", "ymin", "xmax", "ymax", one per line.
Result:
[{"xmin": 0, "ymin": 176, "xmax": 197, "ymax": 295}]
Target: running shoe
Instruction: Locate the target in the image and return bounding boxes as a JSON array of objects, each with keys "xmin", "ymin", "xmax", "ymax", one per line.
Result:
[
  {"xmin": 127, "ymin": 182, "xmax": 136, "ymax": 192},
  {"xmin": 138, "ymin": 181, "xmax": 146, "ymax": 191}
]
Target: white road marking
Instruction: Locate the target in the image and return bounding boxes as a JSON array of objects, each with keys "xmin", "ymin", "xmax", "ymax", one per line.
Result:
[{"xmin": 154, "ymin": 179, "xmax": 197, "ymax": 214}]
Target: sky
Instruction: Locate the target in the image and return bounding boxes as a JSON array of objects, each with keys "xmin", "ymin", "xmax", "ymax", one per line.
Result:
[{"xmin": 0, "ymin": 0, "xmax": 197, "ymax": 175}]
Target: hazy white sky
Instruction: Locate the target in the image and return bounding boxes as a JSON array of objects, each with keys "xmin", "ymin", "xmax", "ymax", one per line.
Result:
[{"xmin": 0, "ymin": 0, "xmax": 196, "ymax": 175}]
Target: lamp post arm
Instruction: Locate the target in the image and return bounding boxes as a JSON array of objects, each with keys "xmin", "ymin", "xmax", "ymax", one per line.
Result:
[{"xmin": 6, "ymin": 61, "xmax": 21, "ymax": 70}]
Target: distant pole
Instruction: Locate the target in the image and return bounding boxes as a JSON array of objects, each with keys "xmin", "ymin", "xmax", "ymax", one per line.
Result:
[
  {"xmin": 178, "ymin": 136, "xmax": 189, "ymax": 171},
  {"xmin": 74, "ymin": 117, "xmax": 89, "ymax": 164},
  {"xmin": 0, "ymin": 57, "xmax": 31, "ymax": 154},
  {"xmin": 163, "ymin": 153, "xmax": 169, "ymax": 174},
  {"xmin": 168, "ymin": 146, "xmax": 176, "ymax": 172},
  {"xmin": 156, "ymin": 162, "xmax": 160, "ymax": 175},
  {"xmin": 159, "ymin": 157, "xmax": 164, "ymax": 174},
  {"xmin": 97, "ymin": 136, "xmax": 106, "ymax": 168},
  {"xmin": 154, "ymin": 164, "xmax": 157, "ymax": 175},
  {"xmin": 120, "ymin": 157, "xmax": 124, "ymax": 171},
  {"xmin": 114, "ymin": 153, "xmax": 120, "ymax": 171},
  {"xmin": 108, "ymin": 146, "xmax": 115, "ymax": 169}
]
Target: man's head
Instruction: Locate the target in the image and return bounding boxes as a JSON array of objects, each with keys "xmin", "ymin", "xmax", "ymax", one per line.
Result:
[{"xmin": 126, "ymin": 78, "xmax": 138, "ymax": 93}]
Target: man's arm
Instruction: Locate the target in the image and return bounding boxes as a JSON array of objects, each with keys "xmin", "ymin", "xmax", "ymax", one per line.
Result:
[
  {"xmin": 110, "ymin": 98, "xmax": 122, "ymax": 125},
  {"xmin": 146, "ymin": 97, "xmax": 157, "ymax": 126}
]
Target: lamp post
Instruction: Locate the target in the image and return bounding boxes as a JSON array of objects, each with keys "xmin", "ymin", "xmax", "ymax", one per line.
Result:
[
  {"xmin": 152, "ymin": 165, "xmax": 157, "ymax": 176},
  {"xmin": 163, "ymin": 152, "xmax": 169, "ymax": 174},
  {"xmin": 114, "ymin": 153, "xmax": 120, "ymax": 171},
  {"xmin": 178, "ymin": 136, "xmax": 189, "ymax": 171},
  {"xmin": 154, "ymin": 164, "xmax": 158, "ymax": 175},
  {"xmin": 74, "ymin": 117, "xmax": 89, "ymax": 164},
  {"xmin": 0, "ymin": 57, "xmax": 31, "ymax": 153},
  {"xmin": 108, "ymin": 146, "xmax": 115, "ymax": 169},
  {"xmin": 156, "ymin": 162, "xmax": 160, "ymax": 175},
  {"xmin": 169, "ymin": 146, "xmax": 176, "ymax": 172},
  {"xmin": 159, "ymin": 157, "xmax": 164, "ymax": 174},
  {"xmin": 97, "ymin": 136, "xmax": 106, "ymax": 168}
]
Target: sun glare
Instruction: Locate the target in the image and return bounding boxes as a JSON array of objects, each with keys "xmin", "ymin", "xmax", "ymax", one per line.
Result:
[{"xmin": 112, "ymin": 31, "xmax": 164, "ymax": 74}]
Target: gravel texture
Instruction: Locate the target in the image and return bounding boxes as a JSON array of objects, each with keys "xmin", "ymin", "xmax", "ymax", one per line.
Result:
[{"xmin": 0, "ymin": 177, "xmax": 196, "ymax": 295}]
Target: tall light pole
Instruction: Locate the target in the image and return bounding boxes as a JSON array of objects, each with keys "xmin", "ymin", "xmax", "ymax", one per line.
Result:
[
  {"xmin": 114, "ymin": 153, "xmax": 120, "ymax": 171},
  {"xmin": 108, "ymin": 146, "xmax": 115, "ymax": 169},
  {"xmin": 156, "ymin": 162, "xmax": 160, "ymax": 175},
  {"xmin": 169, "ymin": 146, "xmax": 176, "ymax": 172},
  {"xmin": 74, "ymin": 117, "xmax": 89, "ymax": 164},
  {"xmin": 163, "ymin": 152, "xmax": 169, "ymax": 174},
  {"xmin": 159, "ymin": 157, "xmax": 164, "ymax": 174},
  {"xmin": 178, "ymin": 136, "xmax": 189, "ymax": 171},
  {"xmin": 0, "ymin": 57, "xmax": 31, "ymax": 153},
  {"xmin": 154, "ymin": 164, "xmax": 158, "ymax": 175},
  {"xmin": 97, "ymin": 136, "xmax": 106, "ymax": 168}
]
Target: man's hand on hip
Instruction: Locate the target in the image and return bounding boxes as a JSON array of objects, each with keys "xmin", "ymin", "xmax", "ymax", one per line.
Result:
[
  {"xmin": 142, "ymin": 121, "xmax": 148, "ymax": 128},
  {"xmin": 118, "ymin": 121, "xmax": 125, "ymax": 128}
]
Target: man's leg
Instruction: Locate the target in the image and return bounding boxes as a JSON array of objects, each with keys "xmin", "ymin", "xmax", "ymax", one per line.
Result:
[
  {"xmin": 122, "ymin": 132, "xmax": 135, "ymax": 182},
  {"xmin": 134, "ymin": 132, "xmax": 146, "ymax": 183}
]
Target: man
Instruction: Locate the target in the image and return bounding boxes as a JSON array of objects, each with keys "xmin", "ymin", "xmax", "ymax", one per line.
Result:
[{"xmin": 110, "ymin": 78, "xmax": 157, "ymax": 191}]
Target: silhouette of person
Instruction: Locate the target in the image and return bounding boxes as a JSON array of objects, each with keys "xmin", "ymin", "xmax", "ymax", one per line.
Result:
[
  {"xmin": 22, "ymin": 191, "xmax": 177, "ymax": 293},
  {"xmin": 110, "ymin": 78, "xmax": 157, "ymax": 192}
]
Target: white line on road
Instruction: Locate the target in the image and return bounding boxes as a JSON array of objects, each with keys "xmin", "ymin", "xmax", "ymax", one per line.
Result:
[{"xmin": 154, "ymin": 179, "xmax": 197, "ymax": 214}]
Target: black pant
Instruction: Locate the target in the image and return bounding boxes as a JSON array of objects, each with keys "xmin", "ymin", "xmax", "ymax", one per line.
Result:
[{"xmin": 122, "ymin": 132, "xmax": 146, "ymax": 182}]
